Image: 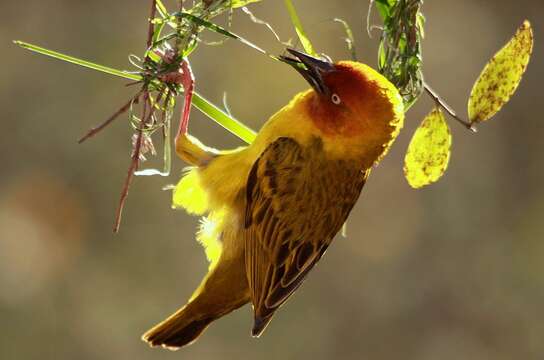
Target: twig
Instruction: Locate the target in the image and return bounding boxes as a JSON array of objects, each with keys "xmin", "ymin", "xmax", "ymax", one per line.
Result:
[
  {"xmin": 78, "ymin": 91, "xmax": 142, "ymax": 143},
  {"xmin": 423, "ymin": 83, "xmax": 477, "ymax": 133},
  {"xmin": 113, "ymin": 0, "xmax": 159, "ymax": 232},
  {"xmin": 147, "ymin": 0, "xmax": 157, "ymax": 50},
  {"xmin": 366, "ymin": 0, "xmax": 375, "ymax": 37},
  {"xmin": 114, "ymin": 92, "xmax": 149, "ymax": 233},
  {"xmin": 161, "ymin": 91, "xmax": 173, "ymax": 137},
  {"xmin": 113, "ymin": 89, "xmax": 164, "ymax": 232}
]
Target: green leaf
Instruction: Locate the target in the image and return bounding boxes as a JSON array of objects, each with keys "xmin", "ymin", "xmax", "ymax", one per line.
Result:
[
  {"xmin": 230, "ymin": 0, "xmax": 262, "ymax": 8},
  {"xmin": 192, "ymin": 94, "xmax": 256, "ymax": 144},
  {"xmin": 416, "ymin": 12, "xmax": 426, "ymax": 38},
  {"xmin": 154, "ymin": 0, "xmax": 177, "ymax": 30},
  {"xmin": 173, "ymin": 12, "xmax": 273, "ymax": 59},
  {"xmin": 241, "ymin": 6, "xmax": 283, "ymax": 44},
  {"xmin": 404, "ymin": 108, "xmax": 452, "ymax": 189},
  {"xmin": 374, "ymin": 0, "xmax": 397, "ymax": 20},
  {"xmin": 468, "ymin": 20, "xmax": 533, "ymax": 123},
  {"xmin": 14, "ymin": 40, "xmax": 257, "ymax": 144},
  {"xmin": 378, "ymin": 41, "xmax": 386, "ymax": 69},
  {"xmin": 334, "ymin": 18, "xmax": 357, "ymax": 61},
  {"xmin": 175, "ymin": 12, "xmax": 238, "ymax": 39},
  {"xmin": 13, "ymin": 40, "xmax": 141, "ymax": 81},
  {"xmin": 155, "ymin": 0, "xmax": 168, "ymax": 17},
  {"xmin": 283, "ymin": 0, "xmax": 316, "ymax": 56},
  {"xmin": 374, "ymin": 0, "xmax": 424, "ymax": 109}
]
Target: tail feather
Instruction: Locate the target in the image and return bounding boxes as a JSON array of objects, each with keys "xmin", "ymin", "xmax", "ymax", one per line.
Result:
[
  {"xmin": 142, "ymin": 244, "xmax": 250, "ymax": 350},
  {"xmin": 142, "ymin": 307, "xmax": 216, "ymax": 350}
]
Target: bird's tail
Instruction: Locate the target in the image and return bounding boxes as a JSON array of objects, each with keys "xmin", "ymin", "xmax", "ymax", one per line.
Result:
[
  {"xmin": 142, "ymin": 251, "xmax": 250, "ymax": 350},
  {"xmin": 142, "ymin": 303, "xmax": 216, "ymax": 350}
]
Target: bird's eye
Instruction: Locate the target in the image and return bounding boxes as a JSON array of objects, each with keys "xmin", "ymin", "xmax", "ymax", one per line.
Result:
[{"xmin": 331, "ymin": 93, "xmax": 341, "ymax": 105}]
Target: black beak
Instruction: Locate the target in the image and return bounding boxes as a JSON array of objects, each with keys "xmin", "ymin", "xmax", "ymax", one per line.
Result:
[{"xmin": 280, "ymin": 48, "xmax": 336, "ymax": 96}]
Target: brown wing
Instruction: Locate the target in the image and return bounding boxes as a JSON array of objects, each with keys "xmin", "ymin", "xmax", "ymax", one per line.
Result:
[{"xmin": 244, "ymin": 137, "xmax": 369, "ymax": 336}]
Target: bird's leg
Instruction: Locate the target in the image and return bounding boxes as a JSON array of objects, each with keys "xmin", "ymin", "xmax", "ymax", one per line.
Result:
[
  {"xmin": 174, "ymin": 59, "xmax": 217, "ymax": 167},
  {"xmin": 177, "ymin": 59, "xmax": 194, "ymax": 138},
  {"xmin": 176, "ymin": 133, "xmax": 219, "ymax": 167}
]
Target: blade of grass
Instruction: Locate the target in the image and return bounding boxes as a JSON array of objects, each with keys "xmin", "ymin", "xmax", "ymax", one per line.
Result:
[
  {"xmin": 154, "ymin": 0, "xmax": 178, "ymax": 30},
  {"xmin": 241, "ymin": 6, "xmax": 284, "ymax": 44},
  {"xmin": 334, "ymin": 18, "xmax": 357, "ymax": 61},
  {"xmin": 14, "ymin": 40, "xmax": 141, "ymax": 81},
  {"xmin": 193, "ymin": 95, "xmax": 256, "ymax": 143},
  {"xmin": 173, "ymin": 12, "xmax": 276, "ymax": 59},
  {"xmin": 155, "ymin": 0, "xmax": 168, "ymax": 18},
  {"xmin": 283, "ymin": 0, "xmax": 316, "ymax": 56},
  {"xmin": 14, "ymin": 40, "xmax": 257, "ymax": 144}
]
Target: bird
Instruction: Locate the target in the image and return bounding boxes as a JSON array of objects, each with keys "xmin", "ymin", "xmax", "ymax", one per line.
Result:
[{"xmin": 142, "ymin": 48, "xmax": 405, "ymax": 350}]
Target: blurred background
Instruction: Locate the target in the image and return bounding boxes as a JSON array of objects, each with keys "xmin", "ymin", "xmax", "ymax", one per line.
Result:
[{"xmin": 1, "ymin": 1, "xmax": 543, "ymax": 359}]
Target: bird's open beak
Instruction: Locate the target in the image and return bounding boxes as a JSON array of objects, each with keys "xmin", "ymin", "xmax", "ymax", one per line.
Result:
[{"xmin": 280, "ymin": 48, "xmax": 336, "ymax": 96}]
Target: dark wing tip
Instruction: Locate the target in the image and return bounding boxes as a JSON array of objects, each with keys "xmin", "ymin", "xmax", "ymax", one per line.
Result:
[{"xmin": 251, "ymin": 314, "xmax": 274, "ymax": 338}]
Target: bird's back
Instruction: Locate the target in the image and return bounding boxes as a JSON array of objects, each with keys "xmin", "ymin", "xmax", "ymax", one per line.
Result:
[{"xmin": 243, "ymin": 136, "xmax": 369, "ymax": 335}]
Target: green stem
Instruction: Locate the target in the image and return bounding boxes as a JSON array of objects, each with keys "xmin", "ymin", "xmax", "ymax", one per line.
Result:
[{"xmin": 14, "ymin": 40, "xmax": 257, "ymax": 144}]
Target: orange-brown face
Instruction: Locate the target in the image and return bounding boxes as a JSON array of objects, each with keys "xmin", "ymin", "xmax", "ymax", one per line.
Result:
[
  {"xmin": 306, "ymin": 61, "xmax": 401, "ymax": 140},
  {"xmin": 282, "ymin": 49, "xmax": 403, "ymax": 147},
  {"xmin": 282, "ymin": 49, "xmax": 404, "ymax": 165}
]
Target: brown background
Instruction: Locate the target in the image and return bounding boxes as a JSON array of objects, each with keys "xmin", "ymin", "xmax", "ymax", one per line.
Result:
[{"xmin": 1, "ymin": 0, "xmax": 543, "ymax": 359}]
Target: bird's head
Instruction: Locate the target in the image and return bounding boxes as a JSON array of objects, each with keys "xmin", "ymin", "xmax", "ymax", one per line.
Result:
[{"xmin": 281, "ymin": 48, "xmax": 404, "ymax": 162}]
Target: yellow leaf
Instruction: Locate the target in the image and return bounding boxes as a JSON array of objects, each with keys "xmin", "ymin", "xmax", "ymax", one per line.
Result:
[
  {"xmin": 468, "ymin": 20, "xmax": 534, "ymax": 123},
  {"xmin": 404, "ymin": 108, "xmax": 452, "ymax": 189}
]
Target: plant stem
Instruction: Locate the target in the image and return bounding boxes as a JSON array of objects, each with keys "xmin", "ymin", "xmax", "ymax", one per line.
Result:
[
  {"xmin": 147, "ymin": 0, "xmax": 157, "ymax": 49},
  {"xmin": 114, "ymin": 91, "xmax": 149, "ymax": 233},
  {"xmin": 423, "ymin": 83, "xmax": 477, "ymax": 133},
  {"xmin": 114, "ymin": 1, "xmax": 159, "ymax": 232},
  {"xmin": 78, "ymin": 91, "xmax": 143, "ymax": 143},
  {"xmin": 13, "ymin": 41, "xmax": 256, "ymax": 143}
]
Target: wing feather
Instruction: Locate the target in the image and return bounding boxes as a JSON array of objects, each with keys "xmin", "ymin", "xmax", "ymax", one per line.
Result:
[{"xmin": 245, "ymin": 137, "xmax": 368, "ymax": 329}]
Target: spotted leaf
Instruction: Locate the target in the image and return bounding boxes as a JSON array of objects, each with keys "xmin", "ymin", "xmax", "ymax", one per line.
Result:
[
  {"xmin": 404, "ymin": 108, "xmax": 452, "ymax": 189},
  {"xmin": 468, "ymin": 20, "xmax": 533, "ymax": 123}
]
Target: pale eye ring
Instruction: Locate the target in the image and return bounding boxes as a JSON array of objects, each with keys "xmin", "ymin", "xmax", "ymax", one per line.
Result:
[{"xmin": 331, "ymin": 93, "xmax": 341, "ymax": 105}]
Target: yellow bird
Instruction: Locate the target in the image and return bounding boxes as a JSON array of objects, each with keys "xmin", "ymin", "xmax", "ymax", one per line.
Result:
[{"xmin": 142, "ymin": 49, "xmax": 404, "ymax": 349}]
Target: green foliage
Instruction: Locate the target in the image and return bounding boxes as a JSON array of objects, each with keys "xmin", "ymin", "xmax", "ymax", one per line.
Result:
[
  {"xmin": 192, "ymin": 95, "xmax": 256, "ymax": 143},
  {"xmin": 334, "ymin": 18, "xmax": 357, "ymax": 61},
  {"xmin": 14, "ymin": 41, "xmax": 141, "ymax": 82},
  {"xmin": 15, "ymin": 1, "xmax": 535, "ymax": 198},
  {"xmin": 372, "ymin": 1, "xmax": 533, "ymax": 188},
  {"xmin": 15, "ymin": 1, "xmax": 266, "ymax": 230},
  {"xmin": 374, "ymin": 0, "xmax": 398, "ymax": 20},
  {"xmin": 13, "ymin": 40, "xmax": 256, "ymax": 145},
  {"xmin": 168, "ymin": 12, "xmax": 273, "ymax": 59},
  {"xmin": 230, "ymin": 0, "xmax": 262, "ymax": 8},
  {"xmin": 374, "ymin": 0, "xmax": 424, "ymax": 109}
]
